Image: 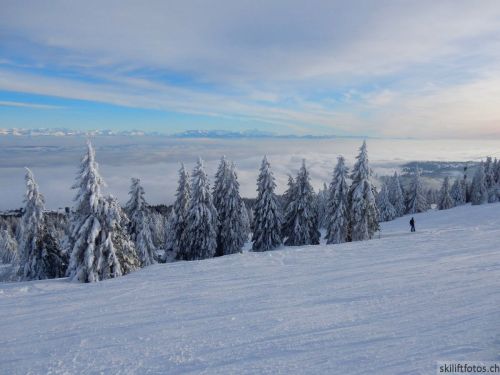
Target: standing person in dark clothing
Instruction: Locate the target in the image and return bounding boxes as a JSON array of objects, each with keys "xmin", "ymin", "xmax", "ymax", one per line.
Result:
[{"xmin": 410, "ymin": 217, "xmax": 416, "ymax": 232}]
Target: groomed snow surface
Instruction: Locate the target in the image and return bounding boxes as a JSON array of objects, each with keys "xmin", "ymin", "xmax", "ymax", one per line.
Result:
[{"xmin": 1, "ymin": 204, "xmax": 499, "ymax": 374}]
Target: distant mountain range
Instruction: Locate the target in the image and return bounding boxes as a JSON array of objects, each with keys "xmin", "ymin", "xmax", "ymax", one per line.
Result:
[
  {"xmin": 0, "ymin": 128, "xmax": 157, "ymax": 137},
  {"xmin": 172, "ymin": 129, "xmax": 275, "ymax": 138},
  {"xmin": 0, "ymin": 127, "xmax": 363, "ymax": 139},
  {"xmin": 171, "ymin": 129, "xmax": 348, "ymax": 139}
]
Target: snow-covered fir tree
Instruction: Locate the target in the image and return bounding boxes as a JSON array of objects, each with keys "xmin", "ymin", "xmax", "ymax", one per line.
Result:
[
  {"xmin": 280, "ymin": 174, "xmax": 296, "ymax": 237},
  {"xmin": 491, "ymin": 158, "xmax": 500, "ymax": 202},
  {"xmin": 166, "ymin": 163, "xmax": 191, "ymax": 260},
  {"xmin": 426, "ymin": 188, "xmax": 439, "ymax": 206},
  {"xmin": 212, "ymin": 157, "xmax": 246, "ymax": 256},
  {"xmin": 281, "ymin": 175, "xmax": 296, "ymax": 215},
  {"xmin": 450, "ymin": 178, "xmax": 466, "ymax": 206},
  {"xmin": 348, "ymin": 142, "xmax": 379, "ymax": 241},
  {"xmin": 240, "ymin": 201, "xmax": 251, "ymax": 241},
  {"xmin": 461, "ymin": 180, "xmax": 470, "ymax": 204},
  {"xmin": 494, "ymin": 158, "xmax": 500, "ymax": 184},
  {"xmin": 281, "ymin": 160, "xmax": 320, "ymax": 246},
  {"xmin": 102, "ymin": 195, "xmax": 141, "ymax": 275},
  {"xmin": 316, "ymin": 182, "xmax": 329, "ymax": 229},
  {"xmin": 18, "ymin": 168, "xmax": 66, "ymax": 280},
  {"xmin": 483, "ymin": 157, "xmax": 500, "ymax": 203},
  {"xmin": 251, "ymin": 156, "xmax": 282, "ymax": 251},
  {"xmin": 0, "ymin": 227, "xmax": 18, "ymax": 264},
  {"xmin": 184, "ymin": 158, "xmax": 218, "ymax": 260},
  {"xmin": 18, "ymin": 168, "xmax": 44, "ymax": 278},
  {"xmin": 438, "ymin": 176, "xmax": 454, "ymax": 210},
  {"xmin": 149, "ymin": 211, "xmax": 167, "ymax": 249},
  {"xmin": 470, "ymin": 163, "xmax": 488, "ymax": 205},
  {"xmin": 67, "ymin": 141, "xmax": 139, "ymax": 282},
  {"xmin": 484, "ymin": 157, "xmax": 495, "ymax": 189},
  {"xmin": 388, "ymin": 172, "xmax": 405, "ymax": 217},
  {"xmin": 406, "ymin": 166, "xmax": 429, "ymax": 214},
  {"xmin": 377, "ymin": 182, "xmax": 396, "ymax": 222},
  {"xmin": 488, "ymin": 183, "xmax": 500, "ymax": 203},
  {"xmin": 247, "ymin": 204, "xmax": 254, "ymax": 232},
  {"xmin": 126, "ymin": 178, "xmax": 156, "ymax": 266},
  {"xmin": 324, "ymin": 156, "xmax": 350, "ymax": 244}
]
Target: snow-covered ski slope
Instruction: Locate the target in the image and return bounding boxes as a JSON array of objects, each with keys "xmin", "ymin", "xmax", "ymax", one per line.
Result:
[{"xmin": 1, "ymin": 204, "xmax": 499, "ymax": 374}]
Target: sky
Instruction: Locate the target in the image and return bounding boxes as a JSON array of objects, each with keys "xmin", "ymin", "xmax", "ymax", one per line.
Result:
[{"xmin": 1, "ymin": 1, "xmax": 500, "ymax": 138}]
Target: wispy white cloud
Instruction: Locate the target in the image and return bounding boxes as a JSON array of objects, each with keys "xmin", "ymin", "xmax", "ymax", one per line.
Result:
[
  {"xmin": 0, "ymin": 100, "xmax": 62, "ymax": 109},
  {"xmin": 0, "ymin": 68, "xmax": 350, "ymax": 134},
  {"xmin": 3, "ymin": 1, "xmax": 499, "ymax": 79}
]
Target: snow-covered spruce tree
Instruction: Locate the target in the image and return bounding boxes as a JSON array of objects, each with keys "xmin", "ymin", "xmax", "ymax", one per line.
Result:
[
  {"xmin": 488, "ymin": 183, "xmax": 500, "ymax": 203},
  {"xmin": 280, "ymin": 174, "xmax": 296, "ymax": 238},
  {"xmin": 184, "ymin": 158, "xmax": 218, "ymax": 260},
  {"xmin": 281, "ymin": 175, "xmax": 296, "ymax": 213},
  {"xmin": 67, "ymin": 141, "xmax": 139, "ymax": 282},
  {"xmin": 240, "ymin": 201, "xmax": 251, "ymax": 241},
  {"xmin": 324, "ymin": 156, "xmax": 350, "ymax": 244},
  {"xmin": 166, "ymin": 163, "xmax": 191, "ymax": 260},
  {"xmin": 460, "ymin": 175, "xmax": 470, "ymax": 203},
  {"xmin": 492, "ymin": 158, "xmax": 500, "ymax": 202},
  {"xmin": 426, "ymin": 188, "xmax": 439, "ymax": 206},
  {"xmin": 102, "ymin": 195, "xmax": 141, "ymax": 275},
  {"xmin": 450, "ymin": 178, "xmax": 466, "ymax": 206},
  {"xmin": 18, "ymin": 168, "xmax": 43, "ymax": 278},
  {"xmin": 406, "ymin": 166, "xmax": 429, "ymax": 214},
  {"xmin": 213, "ymin": 157, "xmax": 246, "ymax": 256},
  {"xmin": 377, "ymin": 182, "xmax": 396, "ymax": 222},
  {"xmin": 18, "ymin": 168, "xmax": 66, "ymax": 280},
  {"xmin": 494, "ymin": 158, "xmax": 500, "ymax": 184},
  {"xmin": 0, "ymin": 227, "xmax": 18, "ymax": 264},
  {"xmin": 281, "ymin": 160, "xmax": 320, "ymax": 246},
  {"xmin": 470, "ymin": 163, "xmax": 488, "ymax": 205},
  {"xmin": 483, "ymin": 157, "xmax": 500, "ymax": 203},
  {"xmin": 126, "ymin": 178, "xmax": 156, "ymax": 266},
  {"xmin": 461, "ymin": 178, "xmax": 470, "ymax": 203},
  {"xmin": 247, "ymin": 204, "xmax": 254, "ymax": 233},
  {"xmin": 149, "ymin": 211, "xmax": 167, "ymax": 249},
  {"xmin": 316, "ymin": 182, "xmax": 329, "ymax": 229},
  {"xmin": 438, "ymin": 177, "xmax": 454, "ymax": 210},
  {"xmin": 347, "ymin": 142, "xmax": 379, "ymax": 242},
  {"xmin": 251, "ymin": 156, "xmax": 282, "ymax": 251},
  {"xmin": 484, "ymin": 157, "xmax": 495, "ymax": 189},
  {"xmin": 388, "ymin": 172, "xmax": 405, "ymax": 217}
]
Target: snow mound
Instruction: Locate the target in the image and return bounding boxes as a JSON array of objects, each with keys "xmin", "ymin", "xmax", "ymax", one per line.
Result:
[{"xmin": 1, "ymin": 204, "xmax": 499, "ymax": 374}]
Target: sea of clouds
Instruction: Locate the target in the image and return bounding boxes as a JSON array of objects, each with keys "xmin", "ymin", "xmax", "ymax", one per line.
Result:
[{"xmin": 1, "ymin": 136, "xmax": 499, "ymax": 211}]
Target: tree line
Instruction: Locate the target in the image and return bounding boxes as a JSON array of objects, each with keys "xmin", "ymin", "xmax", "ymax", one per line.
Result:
[{"xmin": 1, "ymin": 141, "xmax": 499, "ymax": 282}]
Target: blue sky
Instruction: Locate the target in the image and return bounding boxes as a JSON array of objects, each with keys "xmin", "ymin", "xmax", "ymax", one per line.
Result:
[{"xmin": 1, "ymin": 0, "xmax": 500, "ymax": 137}]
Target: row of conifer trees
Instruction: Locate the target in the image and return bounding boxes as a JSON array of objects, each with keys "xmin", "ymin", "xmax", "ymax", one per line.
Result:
[
  {"xmin": 2, "ymin": 141, "xmax": 499, "ymax": 282},
  {"xmin": 370, "ymin": 155, "xmax": 500, "ymax": 222}
]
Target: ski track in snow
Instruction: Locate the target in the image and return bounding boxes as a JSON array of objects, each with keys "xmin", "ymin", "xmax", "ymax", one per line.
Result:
[{"xmin": 1, "ymin": 204, "xmax": 499, "ymax": 374}]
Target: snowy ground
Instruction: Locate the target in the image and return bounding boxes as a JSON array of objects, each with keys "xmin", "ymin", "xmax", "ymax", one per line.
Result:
[{"xmin": 1, "ymin": 204, "xmax": 499, "ymax": 374}]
